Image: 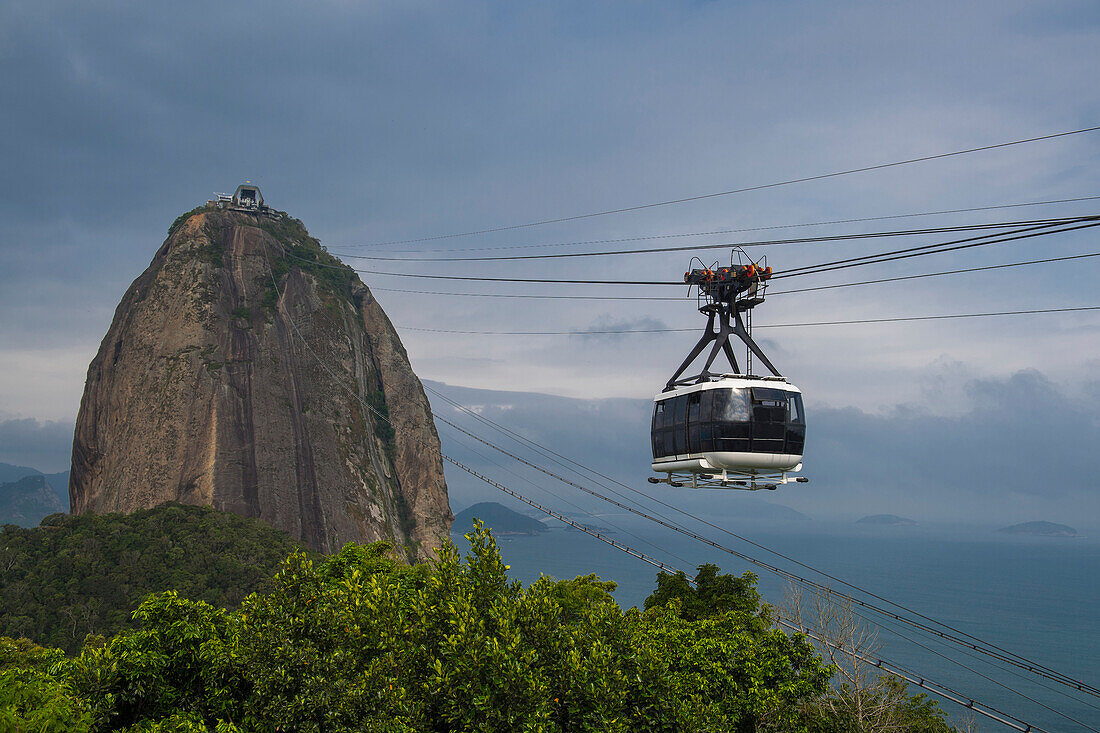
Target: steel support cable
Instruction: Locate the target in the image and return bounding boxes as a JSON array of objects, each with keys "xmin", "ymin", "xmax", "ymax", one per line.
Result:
[
  {"xmin": 773, "ymin": 252, "xmax": 1100, "ymax": 296},
  {"xmin": 263, "ymin": 238, "xmax": 1098, "ymax": 704},
  {"xmin": 360, "ymin": 125, "xmax": 1100, "ymax": 246},
  {"xmin": 363, "ymin": 250, "xmax": 1100, "ymax": 301},
  {"xmin": 445, "ymin": 404, "xmax": 1100, "ymax": 729},
  {"xmin": 427, "ymin": 380, "xmax": 1100, "ymax": 725},
  {"xmin": 339, "ymin": 195, "xmax": 1100, "ymax": 253},
  {"xmin": 774, "ymin": 617, "xmax": 1052, "ymax": 733},
  {"xmin": 450, "ymin": 451, "xmax": 1054, "ymax": 732},
  {"xmin": 435, "ymin": 421, "xmax": 696, "ymax": 569},
  {"xmin": 288, "ymin": 219, "xmax": 1100, "ymax": 286},
  {"xmin": 436, "ymin": 404, "xmax": 1096, "ymax": 729},
  {"xmin": 398, "ymin": 306, "xmax": 1100, "ymax": 335},
  {"xmin": 331, "ymin": 216, "xmax": 1095, "ymax": 262},
  {"xmin": 424, "ymin": 386, "xmax": 1100, "ymax": 699},
  {"xmin": 259, "ymin": 242, "xmax": 1067, "ymax": 732},
  {"xmin": 773, "ymin": 219, "xmax": 1100, "ymax": 280},
  {"xmin": 430, "ymin": 408, "xmax": 1100, "ymax": 700},
  {"xmin": 798, "ymin": 582, "xmax": 1100, "ymax": 729}
]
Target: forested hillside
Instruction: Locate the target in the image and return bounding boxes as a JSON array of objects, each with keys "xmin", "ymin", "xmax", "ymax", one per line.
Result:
[
  {"xmin": 0, "ymin": 503, "xmax": 311, "ymax": 652},
  {"xmin": 0, "ymin": 522, "xmax": 957, "ymax": 732}
]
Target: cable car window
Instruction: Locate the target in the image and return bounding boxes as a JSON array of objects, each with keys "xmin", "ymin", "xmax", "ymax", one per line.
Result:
[
  {"xmin": 751, "ymin": 387, "xmax": 789, "ymax": 406},
  {"xmin": 751, "ymin": 387, "xmax": 787, "ymax": 425},
  {"xmin": 785, "ymin": 425, "xmax": 805, "ymax": 454},
  {"xmin": 700, "ymin": 424, "xmax": 715, "ymax": 452},
  {"xmin": 712, "ymin": 388, "xmax": 751, "ymax": 422},
  {"xmin": 673, "ymin": 424, "xmax": 686, "ymax": 455},
  {"xmin": 686, "ymin": 392, "xmax": 702, "ymax": 423},
  {"xmin": 789, "ymin": 393, "xmax": 805, "ymax": 425},
  {"xmin": 653, "ymin": 401, "xmax": 668, "ymax": 430},
  {"xmin": 673, "ymin": 395, "xmax": 687, "ymax": 425},
  {"xmin": 700, "ymin": 390, "xmax": 714, "ymax": 424}
]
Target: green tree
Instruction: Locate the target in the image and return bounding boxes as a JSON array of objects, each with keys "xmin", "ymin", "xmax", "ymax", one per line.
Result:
[
  {"xmin": 46, "ymin": 523, "xmax": 831, "ymax": 731},
  {"xmin": 0, "ymin": 503, "xmax": 311, "ymax": 653}
]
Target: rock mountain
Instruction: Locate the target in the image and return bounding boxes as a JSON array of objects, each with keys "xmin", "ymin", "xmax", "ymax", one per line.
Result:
[{"xmin": 70, "ymin": 204, "xmax": 452, "ymax": 556}]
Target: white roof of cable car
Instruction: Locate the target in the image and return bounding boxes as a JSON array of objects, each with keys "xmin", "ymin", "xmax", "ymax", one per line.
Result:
[{"xmin": 653, "ymin": 375, "xmax": 801, "ymax": 401}]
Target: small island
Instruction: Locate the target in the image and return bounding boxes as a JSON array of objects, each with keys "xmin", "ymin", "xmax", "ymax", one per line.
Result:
[
  {"xmin": 454, "ymin": 502, "xmax": 548, "ymax": 535},
  {"xmin": 856, "ymin": 514, "xmax": 917, "ymax": 526},
  {"xmin": 996, "ymin": 521, "xmax": 1077, "ymax": 537}
]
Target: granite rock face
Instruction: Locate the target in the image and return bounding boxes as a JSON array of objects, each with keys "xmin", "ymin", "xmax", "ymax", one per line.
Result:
[{"xmin": 70, "ymin": 208, "xmax": 452, "ymax": 557}]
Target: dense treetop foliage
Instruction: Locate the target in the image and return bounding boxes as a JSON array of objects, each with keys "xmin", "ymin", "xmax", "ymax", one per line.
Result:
[
  {"xmin": 1, "ymin": 514, "xmax": 958, "ymax": 731},
  {"xmin": 0, "ymin": 503, "xmax": 311, "ymax": 654}
]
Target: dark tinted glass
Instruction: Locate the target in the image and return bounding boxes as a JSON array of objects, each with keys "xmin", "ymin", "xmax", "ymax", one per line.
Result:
[
  {"xmin": 751, "ymin": 387, "xmax": 789, "ymax": 405},
  {"xmin": 790, "ymin": 394, "xmax": 805, "ymax": 425},
  {"xmin": 712, "ymin": 388, "xmax": 751, "ymax": 422},
  {"xmin": 720, "ymin": 422, "xmax": 751, "ymax": 438},
  {"xmin": 673, "ymin": 396, "xmax": 687, "ymax": 424},
  {"xmin": 656, "ymin": 400, "xmax": 673, "ymax": 429},
  {"xmin": 785, "ymin": 424, "xmax": 805, "ymax": 455},
  {"xmin": 716, "ymin": 437, "xmax": 750, "ymax": 452},
  {"xmin": 700, "ymin": 424, "xmax": 715, "ymax": 452},
  {"xmin": 687, "ymin": 392, "xmax": 702, "ymax": 423},
  {"xmin": 673, "ymin": 426, "xmax": 686, "ymax": 454}
]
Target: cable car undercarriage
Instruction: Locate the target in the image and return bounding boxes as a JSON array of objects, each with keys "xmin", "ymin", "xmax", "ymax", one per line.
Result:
[{"xmin": 650, "ymin": 253, "xmax": 809, "ymax": 491}]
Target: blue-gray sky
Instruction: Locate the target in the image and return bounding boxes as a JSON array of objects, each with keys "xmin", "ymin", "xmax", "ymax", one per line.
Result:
[{"xmin": 1, "ymin": 1, "xmax": 1098, "ymax": 528}]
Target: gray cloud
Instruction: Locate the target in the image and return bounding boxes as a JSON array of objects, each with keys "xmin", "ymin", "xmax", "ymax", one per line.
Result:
[
  {"xmin": 0, "ymin": 418, "xmax": 74, "ymax": 473},
  {"xmin": 571, "ymin": 316, "xmax": 669, "ymax": 341}
]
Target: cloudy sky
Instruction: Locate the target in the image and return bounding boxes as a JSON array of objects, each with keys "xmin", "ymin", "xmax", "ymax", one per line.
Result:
[{"xmin": 1, "ymin": 1, "xmax": 1098, "ymax": 525}]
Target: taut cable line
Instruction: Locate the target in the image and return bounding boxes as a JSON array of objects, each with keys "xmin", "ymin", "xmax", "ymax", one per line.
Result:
[
  {"xmin": 255, "ymin": 238, "xmax": 1091, "ymax": 728},
  {"xmin": 360, "ymin": 125, "xmax": 1100, "ymax": 245},
  {"xmin": 338, "ymin": 195, "xmax": 1100, "ymax": 253},
  {"xmin": 397, "ymin": 306, "xmax": 1100, "ymax": 336},
  {"xmin": 429, "ymin": 402, "xmax": 1099, "ymax": 702},
  {"xmin": 361, "ymin": 251, "xmax": 1100, "ymax": 301},
  {"xmin": 287, "ymin": 218, "xmax": 1100, "ymax": 286},
  {"xmin": 423, "ymin": 385, "xmax": 1100, "ymax": 701},
  {"xmin": 331, "ymin": 216, "xmax": 1096, "ymax": 262}
]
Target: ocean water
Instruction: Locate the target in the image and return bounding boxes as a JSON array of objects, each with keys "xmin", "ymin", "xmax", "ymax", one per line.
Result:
[{"xmin": 452, "ymin": 518, "xmax": 1100, "ymax": 732}]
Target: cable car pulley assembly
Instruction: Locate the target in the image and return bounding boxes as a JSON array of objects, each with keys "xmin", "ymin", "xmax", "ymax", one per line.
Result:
[{"xmin": 650, "ymin": 249, "xmax": 809, "ymax": 491}]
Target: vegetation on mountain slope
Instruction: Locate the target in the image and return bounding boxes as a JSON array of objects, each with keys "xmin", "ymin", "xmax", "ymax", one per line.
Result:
[
  {"xmin": 1, "ymin": 517, "xmax": 958, "ymax": 731},
  {"xmin": 0, "ymin": 503, "xmax": 310, "ymax": 654}
]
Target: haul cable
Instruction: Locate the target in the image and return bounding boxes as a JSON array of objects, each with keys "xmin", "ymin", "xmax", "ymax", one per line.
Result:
[
  {"xmin": 363, "ymin": 251, "xmax": 1100, "ymax": 301},
  {"xmin": 398, "ymin": 306, "xmax": 1100, "ymax": 336},
  {"xmin": 288, "ymin": 219, "xmax": 1100, "ymax": 286},
  {"xmin": 340, "ymin": 195, "xmax": 1100, "ymax": 253},
  {"xmin": 362, "ymin": 125, "xmax": 1100, "ymax": 245},
  {"xmin": 424, "ymin": 385, "xmax": 1100, "ymax": 701},
  {"xmin": 258, "ymin": 239, "xmax": 1086, "ymax": 727},
  {"xmin": 331, "ymin": 216, "xmax": 1096, "ymax": 262}
]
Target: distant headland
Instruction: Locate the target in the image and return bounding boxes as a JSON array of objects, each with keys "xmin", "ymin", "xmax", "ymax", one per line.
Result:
[
  {"xmin": 996, "ymin": 521, "xmax": 1077, "ymax": 537},
  {"xmin": 856, "ymin": 514, "xmax": 917, "ymax": 526},
  {"xmin": 454, "ymin": 502, "xmax": 548, "ymax": 535}
]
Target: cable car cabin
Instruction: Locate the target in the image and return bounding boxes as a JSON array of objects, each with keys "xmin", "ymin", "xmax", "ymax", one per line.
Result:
[{"xmin": 651, "ymin": 377, "xmax": 806, "ymax": 489}]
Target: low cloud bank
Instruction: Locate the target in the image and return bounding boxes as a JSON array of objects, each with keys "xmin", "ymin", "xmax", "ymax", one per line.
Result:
[{"xmin": 0, "ymin": 418, "xmax": 74, "ymax": 473}]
